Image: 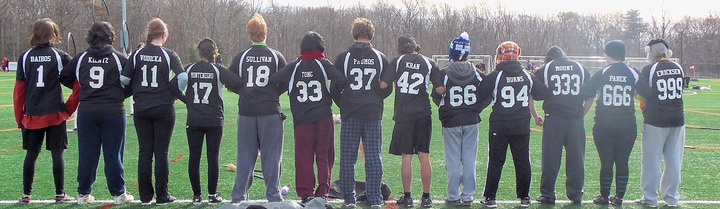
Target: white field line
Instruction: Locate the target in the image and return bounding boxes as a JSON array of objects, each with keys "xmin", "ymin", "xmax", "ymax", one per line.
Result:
[{"xmin": 2, "ymin": 199, "xmax": 720, "ymax": 205}]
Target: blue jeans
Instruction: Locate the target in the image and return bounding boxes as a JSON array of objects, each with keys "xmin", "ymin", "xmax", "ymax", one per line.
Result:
[{"xmin": 76, "ymin": 112, "xmax": 127, "ymax": 196}]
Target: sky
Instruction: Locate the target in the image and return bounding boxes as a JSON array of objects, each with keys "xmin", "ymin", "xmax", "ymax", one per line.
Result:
[{"xmin": 266, "ymin": 0, "xmax": 719, "ymax": 20}]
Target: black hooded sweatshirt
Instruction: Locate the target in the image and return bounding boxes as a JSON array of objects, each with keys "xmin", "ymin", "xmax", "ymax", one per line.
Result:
[
  {"xmin": 334, "ymin": 42, "xmax": 392, "ymax": 121},
  {"xmin": 60, "ymin": 44, "xmax": 129, "ymax": 114},
  {"xmin": 478, "ymin": 60, "xmax": 548, "ymax": 135},
  {"xmin": 533, "ymin": 46, "xmax": 590, "ymax": 119},
  {"xmin": 435, "ymin": 61, "xmax": 488, "ymax": 127}
]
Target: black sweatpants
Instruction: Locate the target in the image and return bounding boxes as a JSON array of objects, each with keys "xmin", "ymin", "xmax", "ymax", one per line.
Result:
[
  {"xmin": 483, "ymin": 133, "xmax": 531, "ymax": 199},
  {"xmin": 592, "ymin": 122, "xmax": 636, "ymax": 198},
  {"xmin": 134, "ymin": 105, "xmax": 175, "ymax": 202},
  {"xmin": 186, "ymin": 126, "xmax": 222, "ymax": 196}
]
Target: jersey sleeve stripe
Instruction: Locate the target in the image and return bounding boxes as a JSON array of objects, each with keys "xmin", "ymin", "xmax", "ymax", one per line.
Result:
[
  {"xmin": 648, "ymin": 62, "xmax": 659, "ymax": 87},
  {"xmin": 343, "ymin": 52, "xmax": 351, "ymax": 77},
  {"xmin": 50, "ymin": 48, "xmax": 63, "ymax": 73},
  {"xmin": 75, "ymin": 52, "xmax": 88, "ymax": 81},
  {"xmin": 373, "ymin": 49, "xmax": 383, "ymax": 75},
  {"xmin": 21, "ymin": 49, "xmax": 32, "ymax": 79},
  {"xmin": 576, "ymin": 61, "xmax": 586, "ymax": 85},
  {"xmin": 422, "ymin": 56, "xmax": 432, "ymax": 94},
  {"xmin": 396, "ymin": 55, "xmax": 405, "ymax": 75},
  {"xmin": 523, "ymin": 70, "xmax": 534, "ymax": 93},
  {"xmin": 627, "ymin": 64, "xmax": 639, "ymax": 84},
  {"xmin": 269, "ymin": 49, "xmax": 279, "ymax": 73},
  {"xmin": 132, "ymin": 48, "xmax": 140, "ymax": 69},
  {"xmin": 111, "ymin": 53, "xmax": 123, "ymax": 82},
  {"xmin": 315, "ymin": 59, "xmax": 330, "ymax": 93},
  {"xmin": 238, "ymin": 49, "xmax": 251, "ymax": 78},
  {"xmin": 159, "ymin": 48, "xmax": 172, "ymax": 81},
  {"xmin": 289, "ymin": 60, "xmax": 302, "ymax": 93},
  {"xmin": 474, "ymin": 69, "xmax": 483, "ymax": 82},
  {"xmin": 493, "ymin": 70, "xmax": 504, "ymax": 104},
  {"xmin": 543, "ymin": 60, "xmax": 553, "ymax": 87},
  {"xmin": 211, "ymin": 64, "xmax": 222, "ymax": 98}
]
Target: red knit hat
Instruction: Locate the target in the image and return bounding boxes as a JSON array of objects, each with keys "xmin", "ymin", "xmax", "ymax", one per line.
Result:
[{"xmin": 496, "ymin": 41, "xmax": 521, "ymax": 61}]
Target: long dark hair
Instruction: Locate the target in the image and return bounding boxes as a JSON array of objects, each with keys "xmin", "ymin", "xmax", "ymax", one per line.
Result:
[
  {"xmin": 198, "ymin": 38, "xmax": 217, "ymax": 63},
  {"xmin": 86, "ymin": 21, "xmax": 116, "ymax": 45}
]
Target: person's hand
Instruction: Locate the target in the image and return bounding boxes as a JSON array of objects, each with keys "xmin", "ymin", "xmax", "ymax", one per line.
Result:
[{"xmin": 534, "ymin": 116, "xmax": 544, "ymax": 126}]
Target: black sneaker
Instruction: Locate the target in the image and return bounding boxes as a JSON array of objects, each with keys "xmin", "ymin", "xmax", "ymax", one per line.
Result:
[
  {"xmin": 445, "ymin": 198, "xmax": 462, "ymax": 206},
  {"xmin": 18, "ymin": 195, "xmax": 30, "ymax": 204},
  {"xmin": 461, "ymin": 199, "xmax": 473, "ymax": 206},
  {"xmin": 192, "ymin": 195, "xmax": 202, "ymax": 204},
  {"xmin": 593, "ymin": 195, "xmax": 609, "ymax": 205},
  {"xmin": 420, "ymin": 196, "xmax": 432, "ymax": 208},
  {"xmin": 536, "ymin": 196, "xmax": 555, "ymax": 205},
  {"xmin": 609, "ymin": 195, "xmax": 623, "ymax": 206},
  {"xmin": 208, "ymin": 194, "xmax": 223, "ymax": 204},
  {"xmin": 396, "ymin": 196, "xmax": 413, "ymax": 207},
  {"xmin": 480, "ymin": 198, "xmax": 497, "ymax": 208},
  {"xmin": 301, "ymin": 196, "xmax": 313, "ymax": 204},
  {"xmin": 156, "ymin": 195, "xmax": 176, "ymax": 205},
  {"xmin": 520, "ymin": 197, "xmax": 531, "ymax": 207}
]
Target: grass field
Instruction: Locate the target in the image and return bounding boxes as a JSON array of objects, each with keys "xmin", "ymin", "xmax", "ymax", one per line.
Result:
[{"xmin": 0, "ymin": 72, "xmax": 718, "ymax": 208}]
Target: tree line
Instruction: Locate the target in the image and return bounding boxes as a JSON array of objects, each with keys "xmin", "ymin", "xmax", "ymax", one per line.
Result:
[{"xmin": 0, "ymin": 0, "xmax": 718, "ymax": 78}]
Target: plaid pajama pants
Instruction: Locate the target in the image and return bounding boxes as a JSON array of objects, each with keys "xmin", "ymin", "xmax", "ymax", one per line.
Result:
[
  {"xmin": 294, "ymin": 117, "xmax": 335, "ymax": 199},
  {"xmin": 339, "ymin": 118, "xmax": 384, "ymax": 205}
]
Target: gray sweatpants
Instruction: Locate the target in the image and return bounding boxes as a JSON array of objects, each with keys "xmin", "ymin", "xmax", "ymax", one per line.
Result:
[
  {"xmin": 640, "ymin": 123, "xmax": 685, "ymax": 206},
  {"xmin": 442, "ymin": 124, "xmax": 479, "ymax": 202},
  {"xmin": 539, "ymin": 115, "xmax": 586, "ymax": 201},
  {"xmin": 232, "ymin": 114, "xmax": 284, "ymax": 202}
]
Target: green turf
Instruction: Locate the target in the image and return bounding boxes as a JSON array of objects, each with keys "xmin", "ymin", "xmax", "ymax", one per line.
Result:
[{"xmin": 0, "ymin": 72, "xmax": 718, "ymax": 208}]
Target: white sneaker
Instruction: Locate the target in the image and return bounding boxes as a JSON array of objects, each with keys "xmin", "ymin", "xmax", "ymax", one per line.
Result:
[
  {"xmin": 77, "ymin": 194, "xmax": 95, "ymax": 205},
  {"xmin": 114, "ymin": 192, "xmax": 134, "ymax": 205}
]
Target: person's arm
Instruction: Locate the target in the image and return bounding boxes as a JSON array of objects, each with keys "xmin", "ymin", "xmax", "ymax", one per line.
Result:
[
  {"xmin": 13, "ymin": 80, "xmax": 25, "ymax": 128},
  {"xmin": 583, "ymin": 97, "xmax": 594, "ymax": 116},
  {"xmin": 59, "ymin": 56, "xmax": 79, "ymax": 88},
  {"xmin": 429, "ymin": 60, "xmax": 445, "ymax": 95},
  {"xmin": 530, "ymin": 73, "xmax": 549, "ymax": 101},
  {"xmin": 529, "ymin": 96, "xmax": 543, "ymax": 126},
  {"xmin": 64, "ymin": 81, "xmax": 81, "ymax": 116},
  {"xmin": 476, "ymin": 71, "xmax": 497, "ymax": 110},
  {"xmin": 380, "ymin": 57, "xmax": 398, "ymax": 90},
  {"xmin": 120, "ymin": 52, "xmax": 136, "ymax": 86},
  {"xmin": 218, "ymin": 64, "xmax": 242, "ymax": 94},
  {"xmin": 377, "ymin": 54, "xmax": 393, "ymax": 99},
  {"xmin": 269, "ymin": 62, "xmax": 291, "ymax": 95},
  {"xmin": 169, "ymin": 50, "xmax": 188, "ymax": 92},
  {"xmin": 326, "ymin": 61, "xmax": 347, "ymax": 104}
]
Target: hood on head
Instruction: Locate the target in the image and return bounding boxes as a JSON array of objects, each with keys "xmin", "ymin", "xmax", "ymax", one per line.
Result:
[
  {"xmin": 300, "ymin": 31, "xmax": 325, "ymax": 53},
  {"xmin": 544, "ymin": 46, "xmax": 567, "ymax": 63}
]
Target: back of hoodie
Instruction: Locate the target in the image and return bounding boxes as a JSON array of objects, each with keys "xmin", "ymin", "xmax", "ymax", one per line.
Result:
[
  {"xmin": 61, "ymin": 45, "xmax": 128, "ymax": 113},
  {"xmin": 478, "ymin": 60, "xmax": 548, "ymax": 135},
  {"xmin": 334, "ymin": 42, "xmax": 391, "ymax": 121},
  {"xmin": 534, "ymin": 47, "xmax": 590, "ymax": 119},
  {"xmin": 437, "ymin": 62, "xmax": 485, "ymax": 127}
]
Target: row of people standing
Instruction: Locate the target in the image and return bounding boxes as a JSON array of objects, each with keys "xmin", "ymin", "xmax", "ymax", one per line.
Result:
[{"xmin": 13, "ymin": 14, "xmax": 683, "ymax": 209}]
